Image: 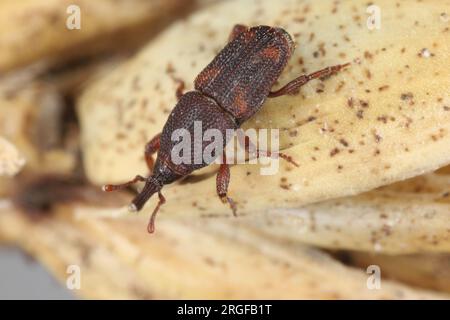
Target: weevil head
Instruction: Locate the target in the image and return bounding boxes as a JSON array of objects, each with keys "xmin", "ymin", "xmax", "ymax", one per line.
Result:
[{"xmin": 129, "ymin": 175, "xmax": 162, "ymax": 212}]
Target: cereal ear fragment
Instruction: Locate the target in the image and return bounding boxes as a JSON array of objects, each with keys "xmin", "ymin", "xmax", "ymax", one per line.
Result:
[
  {"xmin": 1, "ymin": 203, "xmax": 447, "ymax": 299},
  {"xmin": 235, "ymin": 169, "xmax": 450, "ymax": 255},
  {"xmin": 78, "ymin": 0, "xmax": 450, "ymax": 212},
  {"xmin": 338, "ymin": 251, "xmax": 450, "ymax": 294},
  {"xmin": 242, "ymin": 185, "xmax": 450, "ymax": 254},
  {"xmin": 89, "ymin": 169, "xmax": 450, "ymax": 255},
  {"xmin": 0, "ymin": 207, "xmax": 152, "ymax": 299}
]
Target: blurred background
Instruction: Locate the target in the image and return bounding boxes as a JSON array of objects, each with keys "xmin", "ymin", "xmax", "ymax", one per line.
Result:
[
  {"xmin": 0, "ymin": 0, "xmax": 204, "ymax": 300},
  {"xmin": 0, "ymin": 247, "xmax": 74, "ymax": 299}
]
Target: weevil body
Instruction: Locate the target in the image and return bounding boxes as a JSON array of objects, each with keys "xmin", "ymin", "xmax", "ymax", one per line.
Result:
[{"xmin": 103, "ymin": 25, "xmax": 349, "ymax": 233}]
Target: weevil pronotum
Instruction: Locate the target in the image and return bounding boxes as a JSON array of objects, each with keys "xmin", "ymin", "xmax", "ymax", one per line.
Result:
[{"xmin": 103, "ymin": 25, "xmax": 350, "ymax": 233}]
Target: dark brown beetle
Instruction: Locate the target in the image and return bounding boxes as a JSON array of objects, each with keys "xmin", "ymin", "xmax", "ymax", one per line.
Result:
[{"xmin": 103, "ymin": 25, "xmax": 349, "ymax": 233}]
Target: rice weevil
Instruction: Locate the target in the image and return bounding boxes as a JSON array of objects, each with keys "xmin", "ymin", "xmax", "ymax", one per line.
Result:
[{"xmin": 103, "ymin": 25, "xmax": 350, "ymax": 233}]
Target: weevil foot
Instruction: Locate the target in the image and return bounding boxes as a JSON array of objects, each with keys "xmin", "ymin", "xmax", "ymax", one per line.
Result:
[{"xmin": 220, "ymin": 195, "xmax": 237, "ymax": 217}]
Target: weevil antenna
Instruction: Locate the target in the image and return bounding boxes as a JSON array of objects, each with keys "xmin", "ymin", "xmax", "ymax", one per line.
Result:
[{"xmin": 147, "ymin": 191, "xmax": 166, "ymax": 233}]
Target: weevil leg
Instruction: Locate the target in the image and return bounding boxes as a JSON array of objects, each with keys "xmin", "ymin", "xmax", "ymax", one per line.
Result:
[
  {"xmin": 237, "ymin": 131, "xmax": 299, "ymax": 167},
  {"xmin": 147, "ymin": 191, "xmax": 166, "ymax": 233},
  {"xmin": 102, "ymin": 175, "xmax": 146, "ymax": 192},
  {"xmin": 144, "ymin": 133, "xmax": 161, "ymax": 171},
  {"xmin": 268, "ymin": 62, "xmax": 351, "ymax": 98},
  {"xmin": 105, "ymin": 133, "xmax": 161, "ymax": 192},
  {"xmin": 228, "ymin": 24, "xmax": 248, "ymax": 42},
  {"xmin": 216, "ymin": 160, "xmax": 237, "ymax": 217}
]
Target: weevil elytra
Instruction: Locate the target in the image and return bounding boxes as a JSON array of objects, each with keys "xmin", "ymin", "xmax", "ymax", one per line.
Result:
[{"xmin": 103, "ymin": 25, "xmax": 350, "ymax": 233}]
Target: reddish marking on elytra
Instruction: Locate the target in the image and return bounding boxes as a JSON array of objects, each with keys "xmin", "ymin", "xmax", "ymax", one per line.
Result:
[
  {"xmin": 260, "ymin": 46, "xmax": 280, "ymax": 60},
  {"xmin": 194, "ymin": 66, "xmax": 220, "ymax": 88}
]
